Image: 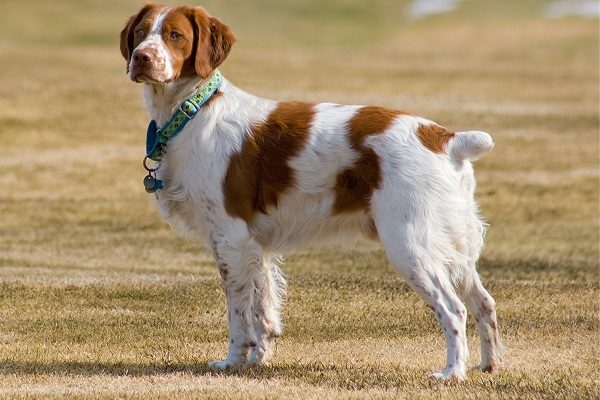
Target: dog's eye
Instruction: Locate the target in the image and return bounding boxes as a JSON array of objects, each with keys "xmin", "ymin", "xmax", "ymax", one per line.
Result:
[
  {"xmin": 169, "ymin": 32, "xmax": 182, "ymax": 40},
  {"xmin": 136, "ymin": 29, "xmax": 145, "ymax": 37}
]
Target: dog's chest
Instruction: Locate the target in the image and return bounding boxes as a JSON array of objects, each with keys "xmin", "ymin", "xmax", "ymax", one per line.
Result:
[{"xmin": 152, "ymin": 138, "xmax": 230, "ymax": 242}]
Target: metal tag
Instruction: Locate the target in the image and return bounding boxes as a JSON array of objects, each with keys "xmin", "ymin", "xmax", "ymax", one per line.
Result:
[{"xmin": 143, "ymin": 175, "xmax": 156, "ymax": 190}]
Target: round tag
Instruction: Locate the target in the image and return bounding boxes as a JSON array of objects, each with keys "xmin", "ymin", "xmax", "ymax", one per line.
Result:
[{"xmin": 143, "ymin": 175, "xmax": 156, "ymax": 190}]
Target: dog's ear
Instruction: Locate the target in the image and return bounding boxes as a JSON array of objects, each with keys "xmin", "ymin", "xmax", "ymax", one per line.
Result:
[
  {"xmin": 120, "ymin": 3, "xmax": 161, "ymax": 71},
  {"xmin": 189, "ymin": 8, "xmax": 236, "ymax": 78}
]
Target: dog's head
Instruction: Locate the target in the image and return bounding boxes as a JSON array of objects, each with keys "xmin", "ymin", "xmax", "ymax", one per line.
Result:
[{"xmin": 120, "ymin": 3, "xmax": 235, "ymax": 83}]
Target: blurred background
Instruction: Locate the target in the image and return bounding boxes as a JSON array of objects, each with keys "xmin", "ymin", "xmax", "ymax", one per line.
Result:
[{"xmin": 0, "ymin": 0, "xmax": 597, "ymax": 273}]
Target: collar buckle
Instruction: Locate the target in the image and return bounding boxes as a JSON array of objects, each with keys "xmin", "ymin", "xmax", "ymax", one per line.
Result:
[{"xmin": 178, "ymin": 101, "xmax": 197, "ymax": 120}]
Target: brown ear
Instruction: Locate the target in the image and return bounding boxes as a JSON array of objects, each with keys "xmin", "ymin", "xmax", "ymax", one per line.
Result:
[
  {"xmin": 119, "ymin": 3, "xmax": 161, "ymax": 71},
  {"xmin": 191, "ymin": 9, "xmax": 236, "ymax": 78}
]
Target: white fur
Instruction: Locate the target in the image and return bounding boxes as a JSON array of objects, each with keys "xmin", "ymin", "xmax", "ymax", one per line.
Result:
[{"xmin": 128, "ymin": 9, "xmax": 504, "ymax": 381}]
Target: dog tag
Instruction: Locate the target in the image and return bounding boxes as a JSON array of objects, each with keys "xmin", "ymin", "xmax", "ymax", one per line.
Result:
[
  {"xmin": 143, "ymin": 175, "xmax": 156, "ymax": 190},
  {"xmin": 143, "ymin": 174, "xmax": 163, "ymax": 193}
]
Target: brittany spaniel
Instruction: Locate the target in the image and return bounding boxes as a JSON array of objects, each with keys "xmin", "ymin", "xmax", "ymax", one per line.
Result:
[{"xmin": 120, "ymin": 3, "xmax": 504, "ymax": 380}]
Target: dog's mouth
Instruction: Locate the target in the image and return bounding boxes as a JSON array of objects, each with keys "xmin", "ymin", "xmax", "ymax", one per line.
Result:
[
  {"xmin": 132, "ymin": 72, "xmax": 157, "ymax": 83},
  {"xmin": 130, "ymin": 66, "xmax": 172, "ymax": 84}
]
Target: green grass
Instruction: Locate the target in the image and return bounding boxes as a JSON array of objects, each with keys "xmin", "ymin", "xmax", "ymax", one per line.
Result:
[{"xmin": 0, "ymin": 0, "xmax": 598, "ymax": 398}]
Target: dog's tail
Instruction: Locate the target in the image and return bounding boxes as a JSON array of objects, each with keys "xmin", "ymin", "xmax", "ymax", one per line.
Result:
[{"xmin": 446, "ymin": 131, "xmax": 494, "ymax": 162}]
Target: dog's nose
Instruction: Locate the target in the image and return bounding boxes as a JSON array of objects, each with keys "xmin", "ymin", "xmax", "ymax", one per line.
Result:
[{"xmin": 132, "ymin": 49, "xmax": 152, "ymax": 64}]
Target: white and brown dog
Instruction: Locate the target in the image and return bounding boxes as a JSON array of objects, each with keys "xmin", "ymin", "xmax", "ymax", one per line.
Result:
[{"xmin": 120, "ymin": 3, "xmax": 504, "ymax": 380}]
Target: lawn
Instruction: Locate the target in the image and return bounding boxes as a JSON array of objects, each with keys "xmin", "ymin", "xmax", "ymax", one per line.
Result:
[{"xmin": 0, "ymin": 0, "xmax": 598, "ymax": 398}]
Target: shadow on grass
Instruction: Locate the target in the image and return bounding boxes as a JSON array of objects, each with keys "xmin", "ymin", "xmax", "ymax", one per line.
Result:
[
  {"xmin": 0, "ymin": 359, "xmax": 595, "ymax": 395},
  {"xmin": 0, "ymin": 360, "xmax": 212, "ymax": 377},
  {"xmin": 478, "ymin": 256, "xmax": 599, "ymax": 284},
  {"xmin": 0, "ymin": 360, "xmax": 443, "ymax": 389}
]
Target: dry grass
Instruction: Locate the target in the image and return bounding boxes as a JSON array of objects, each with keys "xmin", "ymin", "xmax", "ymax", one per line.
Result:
[{"xmin": 0, "ymin": 0, "xmax": 598, "ymax": 398}]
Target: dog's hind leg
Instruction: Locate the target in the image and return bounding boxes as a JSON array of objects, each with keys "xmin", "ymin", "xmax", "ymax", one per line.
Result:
[
  {"xmin": 463, "ymin": 271, "xmax": 504, "ymax": 373},
  {"xmin": 247, "ymin": 254, "xmax": 287, "ymax": 365},
  {"xmin": 404, "ymin": 267, "xmax": 469, "ymax": 379},
  {"xmin": 373, "ymin": 201, "xmax": 470, "ymax": 380},
  {"xmin": 381, "ymin": 239, "xmax": 470, "ymax": 378},
  {"xmin": 454, "ymin": 198, "xmax": 504, "ymax": 373}
]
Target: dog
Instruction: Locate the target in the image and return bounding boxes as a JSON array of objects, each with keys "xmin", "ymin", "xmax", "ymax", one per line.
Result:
[{"xmin": 120, "ymin": 3, "xmax": 504, "ymax": 380}]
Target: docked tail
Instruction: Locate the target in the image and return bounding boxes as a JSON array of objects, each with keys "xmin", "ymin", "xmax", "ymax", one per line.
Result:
[{"xmin": 446, "ymin": 131, "xmax": 494, "ymax": 162}]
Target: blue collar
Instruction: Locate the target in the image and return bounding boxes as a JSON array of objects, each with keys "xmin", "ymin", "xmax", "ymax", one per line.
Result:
[
  {"xmin": 145, "ymin": 69, "xmax": 223, "ymax": 162},
  {"xmin": 142, "ymin": 70, "xmax": 222, "ymax": 193}
]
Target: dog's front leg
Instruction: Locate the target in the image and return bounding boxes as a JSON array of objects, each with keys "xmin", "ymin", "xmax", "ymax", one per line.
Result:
[
  {"xmin": 208, "ymin": 232, "xmax": 263, "ymax": 370},
  {"xmin": 208, "ymin": 284, "xmax": 256, "ymax": 369},
  {"xmin": 247, "ymin": 255, "xmax": 286, "ymax": 365}
]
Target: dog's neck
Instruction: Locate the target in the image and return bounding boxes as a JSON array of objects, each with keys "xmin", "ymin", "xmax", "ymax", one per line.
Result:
[{"xmin": 143, "ymin": 76, "xmax": 204, "ymax": 127}]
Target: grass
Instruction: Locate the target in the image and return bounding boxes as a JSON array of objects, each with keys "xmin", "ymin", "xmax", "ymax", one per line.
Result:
[{"xmin": 0, "ymin": 0, "xmax": 598, "ymax": 398}]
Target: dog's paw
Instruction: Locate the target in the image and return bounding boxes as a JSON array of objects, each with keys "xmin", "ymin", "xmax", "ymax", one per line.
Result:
[
  {"xmin": 429, "ymin": 367, "xmax": 467, "ymax": 381},
  {"xmin": 471, "ymin": 361, "xmax": 501, "ymax": 373},
  {"xmin": 247, "ymin": 341, "xmax": 274, "ymax": 366},
  {"xmin": 208, "ymin": 360, "xmax": 231, "ymax": 370}
]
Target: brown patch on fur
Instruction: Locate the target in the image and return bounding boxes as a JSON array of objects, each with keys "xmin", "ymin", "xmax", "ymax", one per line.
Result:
[
  {"xmin": 161, "ymin": 9, "xmax": 197, "ymax": 80},
  {"xmin": 183, "ymin": 6, "xmax": 235, "ymax": 78},
  {"xmin": 333, "ymin": 106, "xmax": 404, "ymax": 214},
  {"xmin": 416, "ymin": 123, "xmax": 455, "ymax": 154},
  {"xmin": 223, "ymin": 101, "xmax": 315, "ymax": 224}
]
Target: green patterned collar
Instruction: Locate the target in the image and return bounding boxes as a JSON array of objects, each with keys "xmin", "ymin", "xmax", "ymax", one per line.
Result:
[{"xmin": 145, "ymin": 69, "xmax": 223, "ymax": 162}]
